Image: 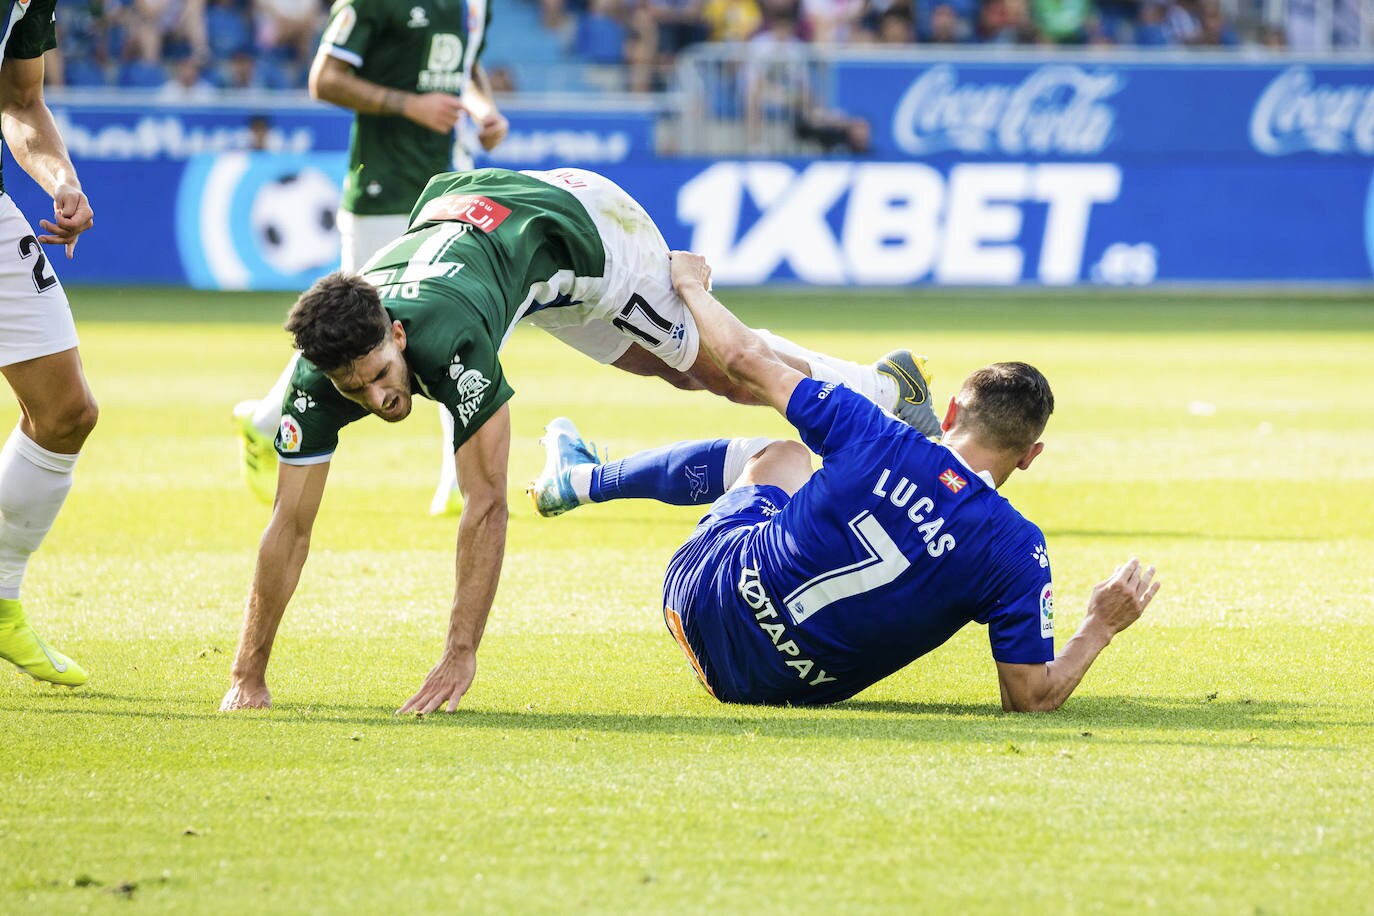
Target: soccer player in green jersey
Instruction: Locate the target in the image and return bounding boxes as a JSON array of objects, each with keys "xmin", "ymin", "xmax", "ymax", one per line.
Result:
[
  {"xmin": 233, "ymin": 0, "xmax": 508, "ymax": 516},
  {"xmin": 220, "ymin": 167, "xmax": 939, "ymax": 715},
  {"xmin": 0, "ymin": 0, "xmax": 98, "ymax": 687}
]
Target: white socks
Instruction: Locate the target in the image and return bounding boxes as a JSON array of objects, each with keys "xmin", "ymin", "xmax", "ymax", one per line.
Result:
[
  {"xmin": 0, "ymin": 427, "xmax": 79, "ymax": 600},
  {"xmin": 723, "ymin": 437, "xmax": 773, "ymax": 488},
  {"xmin": 436, "ymin": 404, "xmax": 460, "ymax": 494},
  {"xmin": 754, "ymin": 329, "xmax": 898, "ymax": 409},
  {"xmin": 251, "ymin": 353, "xmax": 300, "ymax": 438}
]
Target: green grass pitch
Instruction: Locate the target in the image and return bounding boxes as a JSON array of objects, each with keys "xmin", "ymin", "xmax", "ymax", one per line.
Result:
[{"xmin": 2, "ymin": 287, "xmax": 1372, "ymax": 913}]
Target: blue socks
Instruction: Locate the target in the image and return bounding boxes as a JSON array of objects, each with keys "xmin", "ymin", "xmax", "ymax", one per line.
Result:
[{"xmin": 590, "ymin": 439, "xmax": 732, "ymax": 506}]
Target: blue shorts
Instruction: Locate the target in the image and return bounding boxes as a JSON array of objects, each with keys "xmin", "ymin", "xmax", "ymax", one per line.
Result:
[{"xmin": 661, "ymin": 485, "xmax": 792, "ymax": 701}]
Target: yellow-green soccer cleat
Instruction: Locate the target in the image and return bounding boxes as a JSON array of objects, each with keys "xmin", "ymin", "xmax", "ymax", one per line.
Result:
[
  {"xmin": 0, "ymin": 599, "xmax": 88, "ymax": 687},
  {"xmin": 233, "ymin": 400, "xmax": 277, "ymax": 505},
  {"xmin": 874, "ymin": 349, "xmax": 942, "ymax": 440},
  {"xmin": 527, "ymin": 418, "xmax": 604, "ymax": 518}
]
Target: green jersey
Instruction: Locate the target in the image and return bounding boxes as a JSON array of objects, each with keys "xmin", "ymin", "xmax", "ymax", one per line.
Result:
[
  {"xmin": 276, "ymin": 169, "xmax": 606, "ymax": 464},
  {"xmin": 0, "ymin": 0, "xmax": 57, "ymax": 196},
  {"xmin": 320, "ymin": 0, "xmax": 490, "ymax": 215}
]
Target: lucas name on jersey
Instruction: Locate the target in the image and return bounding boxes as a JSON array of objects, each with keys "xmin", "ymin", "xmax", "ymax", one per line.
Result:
[{"xmin": 869, "ymin": 468, "xmax": 958, "ymax": 559}]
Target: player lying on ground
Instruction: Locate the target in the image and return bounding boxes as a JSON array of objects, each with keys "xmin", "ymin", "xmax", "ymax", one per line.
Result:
[
  {"xmin": 0, "ymin": 2, "xmax": 98, "ymax": 689},
  {"xmin": 527, "ymin": 252, "xmax": 1160, "ymax": 710},
  {"xmin": 220, "ymin": 167, "xmax": 939, "ymax": 715}
]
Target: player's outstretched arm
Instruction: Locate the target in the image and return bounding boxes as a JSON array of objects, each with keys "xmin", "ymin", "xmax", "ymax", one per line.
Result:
[
  {"xmin": 668, "ymin": 251, "xmax": 805, "ymax": 416},
  {"xmin": 996, "ymin": 558, "xmax": 1160, "ymax": 713},
  {"xmin": 0, "ymin": 56, "xmax": 93, "ymax": 258},
  {"xmin": 398, "ymin": 404, "xmax": 511, "ymax": 715},
  {"xmin": 221, "ymin": 461, "xmax": 331, "ymax": 711},
  {"xmin": 309, "ymin": 53, "xmax": 465, "ymax": 137},
  {"xmin": 464, "ymin": 64, "xmax": 508, "ymax": 152}
]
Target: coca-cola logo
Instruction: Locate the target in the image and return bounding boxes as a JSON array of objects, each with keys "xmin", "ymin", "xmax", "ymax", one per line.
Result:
[
  {"xmin": 1250, "ymin": 66, "xmax": 1374, "ymax": 156},
  {"xmin": 891, "ymin": 64, "xmax": 1121, "ymax": 157}
]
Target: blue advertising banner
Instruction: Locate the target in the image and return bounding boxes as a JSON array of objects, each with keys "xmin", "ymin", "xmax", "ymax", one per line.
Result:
[
  {"xmin": 6, "ymin": 69, "xmax": 1372, "ymax": 288},
  {"xmin": 831, "ymin": 55, "xmax": 1374, "ymax": 161}
]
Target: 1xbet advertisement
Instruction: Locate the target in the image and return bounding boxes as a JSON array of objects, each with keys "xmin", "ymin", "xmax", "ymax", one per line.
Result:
[{"xmin": 9, "ymin": 59, "xmax": 1374, "ymax": 289}]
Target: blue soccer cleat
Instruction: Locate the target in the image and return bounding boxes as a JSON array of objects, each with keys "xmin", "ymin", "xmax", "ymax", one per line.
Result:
[{"xmin": 527, "ymin": 418, "xmax": 604, "ymax": 518}]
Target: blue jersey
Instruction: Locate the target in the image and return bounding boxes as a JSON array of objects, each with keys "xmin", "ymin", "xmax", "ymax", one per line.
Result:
[{"xmin": 663, "ymin": 378, "xmax": 1054, "ymax": 705}]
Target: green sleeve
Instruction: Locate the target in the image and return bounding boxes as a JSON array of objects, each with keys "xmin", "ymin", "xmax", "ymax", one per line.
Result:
[
  {"xmin": 275, "ymin": 361, "xmax": 368, "ymax": 463},
  {"xmin": 320, "ymin": 0, "xmax": 378, "ymax": 68},
  {"xmin": 6, "ymin": 0, "xmax": 57, "ymax": 59},
  {"xmin": 414, "ymin": 325, "xmax": 513, "ymax": 451}
]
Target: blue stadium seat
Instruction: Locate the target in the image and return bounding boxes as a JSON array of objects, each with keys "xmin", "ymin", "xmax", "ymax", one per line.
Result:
[
  {"xmin": 63, "ymin": 59, "xmax": 108, "ymax": 88},
  {"xmin": 118, "ymin": 60, "xmax": 168, "ymax": 89}
]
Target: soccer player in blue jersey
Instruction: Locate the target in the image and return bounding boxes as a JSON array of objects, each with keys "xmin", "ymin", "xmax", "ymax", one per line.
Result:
[{"xmin": 529, "ymin": 252, "xmax": 1160, "ymax": 711}]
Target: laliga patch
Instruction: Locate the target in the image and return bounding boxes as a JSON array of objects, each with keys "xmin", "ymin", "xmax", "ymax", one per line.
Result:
[
  {"xmin": 415, "ymin": 194, "xmax": 511, "ymax": 232},
  {"xmin": 1040, "ymin": 583, "xmax": 1055, "ymax": 639},
  {"xmin": 939, "ymin": 468, "xmax": 967, "ymax": 494},
  {"xmin": 279, "ymin": 415, "xmax": 303, "ymax": 453}
]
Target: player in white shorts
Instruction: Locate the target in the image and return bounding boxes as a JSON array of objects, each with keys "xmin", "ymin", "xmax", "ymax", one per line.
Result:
[{"xmin": 0, "ymin": 0, "xmax": 99, "ymax": 688}]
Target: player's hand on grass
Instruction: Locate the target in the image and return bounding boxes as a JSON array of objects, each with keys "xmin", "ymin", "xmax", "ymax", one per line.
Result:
[
  {"xmin": 669, "ymin": 250, "xmax": 711, "ymax": 293},
  {"xmin": 1086, "ymin": 558, "xmax": 1160, "ymax": 637},
  {"xmin": 477, "ymin": 110, "xmax": 509, "ymax": 151},
  {"xmin": 405, "ymin": 92, "xmax": 466, "ymax": 135},
  {"xmin": 40, "ymin": 184, "xmax": 94, "ymax": 259},
  {"xmin": 398, "ymin": 649, "xmax": 476, "ymax": 715},
  {"xmin": 220, "ymin": 679, "xmax": 271, "ymax": 711}
]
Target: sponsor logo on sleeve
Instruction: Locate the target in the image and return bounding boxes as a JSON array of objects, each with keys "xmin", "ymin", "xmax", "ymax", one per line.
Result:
[
  {"xmin": 1040, "ymin": 582, "xmax": 1055, "ymax": 639},
  {"xmin": 815, "ymin": 382, "xmax": 838, "ymax": 400},
  {"xmin": 415, "ymin": 194, "xmax": 511, "ymax": 233},
  {"xmin": 1033, "ymin": 543, "xmax": 1049, "ymax": 568},
  {"xmin": 448, "ymin": 355, "xmax": 493, "ymax": 427},
  {"xmin": 279, "ymin": 415, "xmax": 303, "ymax": 453},
  {"xmin": 939, "ymin": 468, "xmax": 967, "ymax": 493},
  {"xmin": 292, "ymin": 389, "xmax": 316, "ymax": 413}
]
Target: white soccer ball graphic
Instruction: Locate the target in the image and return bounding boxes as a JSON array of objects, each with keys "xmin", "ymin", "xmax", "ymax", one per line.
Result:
[{"xmin": 250, "ymin": 168, "xmax": 340, "ymax": 275}]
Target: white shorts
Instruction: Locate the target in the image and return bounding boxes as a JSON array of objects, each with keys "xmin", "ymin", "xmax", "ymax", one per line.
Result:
[
  {"xmin": 519, "ymin": 168, "xmax": 701, "ymax": 373},
  {"xmin": 0, "ymin": 194, "xmax": 78, "ymax": 368},
  {"xmin": 337, "ymin": 210, "xmax": 410, "ymax": 274}
]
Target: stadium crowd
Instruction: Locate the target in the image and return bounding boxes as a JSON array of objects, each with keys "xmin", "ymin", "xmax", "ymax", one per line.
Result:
[{"xmin": 43, "ymin": 0, "xmax": 1358, "ymax": 92}]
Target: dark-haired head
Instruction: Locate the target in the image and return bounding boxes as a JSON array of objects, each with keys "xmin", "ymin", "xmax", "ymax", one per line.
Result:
[
  {"xmin": 285, "ymin": 272, "xmax": 415, "ymax": 423},
  {"xmin": 285, "ymin": 271, "xmax": 391, "ymax": 372},
  {"xmin": 952, "ymin": 362, "xmax": 1054, "ymax": 455}
]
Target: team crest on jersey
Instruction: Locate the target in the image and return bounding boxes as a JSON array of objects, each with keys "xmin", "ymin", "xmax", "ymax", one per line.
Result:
[
  {"xmin": 939, "ymin": 468, "xmax": 967, "ymax": 493},
  {"xmin": 407, "ymin": 6, "xmax": 429, "ymax": 27},
  {"xmin": 415, "ymin": 194, "xmax": 511, "ymax": 233},
  {"xmin": 1040, "ymin": 583, "xmax": 1055, "ymax": 639},
  {"xmin": 279, "ymin": 416, "xmax": 303, "ymax": 453}
]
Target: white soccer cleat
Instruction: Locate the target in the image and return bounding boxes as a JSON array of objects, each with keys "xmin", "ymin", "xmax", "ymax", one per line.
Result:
[{"xmin": 527, "ymin": 418, "xmax": 604, "ymax": 518}]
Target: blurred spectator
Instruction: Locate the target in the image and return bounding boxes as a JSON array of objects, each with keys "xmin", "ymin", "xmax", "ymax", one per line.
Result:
[
  {"xmin": 745, "ymin": 9, "xmax": 868, "ymax": 152},
  {"xmin": 248, "ymin": 114, "xmax": 272, "ymax": 149},
  {"xmin": 1032, "ymin": 0, "xmax": 1094, "ymax": 42},
  {"xmin": 1196, "ymin": 0, "xmax": 1238, "ymax": 45},
  {"xmin": 576, "ymin": 0, "xmax": 631, "ymax": 63},
  {"xmin": 927, "ymin": 2, "xmax": 968, "ymax": 40},
  {"xmin": 874, "ymin": 6, "xmax": 915, "ymax": 41},
  {"xmin": 254, "ymin": 0, "xmax": 325, "ymax": 62},
  {"xmin": 158, "ymin": 55, "xmax": 217, "ymax": 99},
  {"xmin": 1160, "ymin": 0, "xmax": 1202, "ymax": 43},
  {"xmin": 1134, "ymin": 0, "xmax": 1170, "ymax": 42},
  {"xmin": 649, "ymin": 0, "xmax": 711, "ymax": 55},
  {"xmin": 222, "ymin": 46, "xmax": 294, "ymax": 89},
  {"xmin": 978, "ymin": 0, "xmax": 1039, "ymax": 42},
  {"xmin": 122, "ymin": 0, "xmax": 210, "ymax": 63},
  {"xmin": 703, "ymin": 0, "xmax": 764, "ymax": 40},
  {"xmin": 801, "ymin": 0, "xmax": 866, "ymax": 42},
  {"xmin": 206, "ymin": 0, "xmax": 254, "ymax": 60},
  {"xmin": 1258, "ymin": 21, "xmax": 1287, "ymax": 47},
  {"xmin": 486, "ymin": 66, "xmax": 518, "ymax": 93}
]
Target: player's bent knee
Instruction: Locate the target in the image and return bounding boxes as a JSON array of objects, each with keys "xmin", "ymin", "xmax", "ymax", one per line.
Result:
[
  {"xmin": 34, "ymin": 394, "xmax": 99, "ymax": 452},
  {"xmin": 737, "ymin": 440, "xmax": 812, "ymax": 495}
]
